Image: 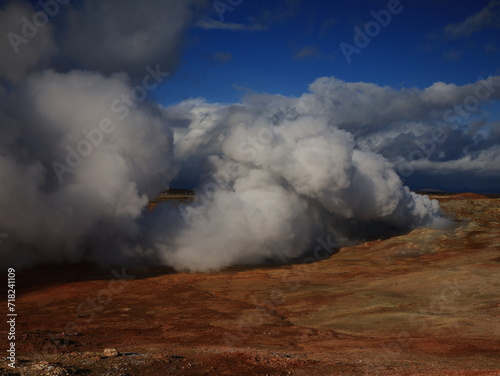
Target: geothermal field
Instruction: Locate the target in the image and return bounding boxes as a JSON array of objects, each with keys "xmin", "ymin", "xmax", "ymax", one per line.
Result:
[
  {"xmin": 1, "ymin": 1, "xmax": 500, "ymax": 375},
  {"xmin": 1, "ymin": 193, "xmax": 499, "ymax": 375}
]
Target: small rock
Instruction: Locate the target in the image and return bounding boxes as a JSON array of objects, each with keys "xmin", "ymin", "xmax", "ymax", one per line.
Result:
[{"xmin": 103, "ymin": 348, "xmax": 119, "ymax": 357}]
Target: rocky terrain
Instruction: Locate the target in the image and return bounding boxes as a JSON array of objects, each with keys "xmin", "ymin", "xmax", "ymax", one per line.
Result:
[{"xmin": 1, "ymin": 194, "xmax": 499, "ymax": 375}]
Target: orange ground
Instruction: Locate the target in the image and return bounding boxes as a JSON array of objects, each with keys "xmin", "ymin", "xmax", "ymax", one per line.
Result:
[{"xmin": 1, "ymin": 194, "xmax": 499, "ymax": 375}]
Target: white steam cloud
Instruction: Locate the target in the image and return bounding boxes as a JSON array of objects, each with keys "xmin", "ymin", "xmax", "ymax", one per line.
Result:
[
  {"xmin": 1, "ymin": 0, "xmax": 497, "ymax": 272},
  {"xmin": 0, "ymin": 69, "xmax": 175, "ymax": 268},
  {"xmin": 144, "ymin": 106, "xmax": 438, "ymax": 271},
  {"xmin": 142, "ymin": 101, "xmax": 443, "ymax": 272}
]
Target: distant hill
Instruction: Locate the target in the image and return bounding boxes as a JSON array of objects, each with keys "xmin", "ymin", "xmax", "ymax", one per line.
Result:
[
  {"xmin": 416, "ymin": 188, "xmax": 446, "ymax": 194},
  {"xmin": 162, "ymin": 188, "xmax": 195, "ymax": 196},
  {"xmin": 147, "ymin": 188, "xmax": 195, "ymax": 210}
]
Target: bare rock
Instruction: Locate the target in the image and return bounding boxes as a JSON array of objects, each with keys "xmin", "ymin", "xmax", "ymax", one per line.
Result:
[{"xmin": 103, "ymin": 348, "xmax": 119, "ymax": 357}]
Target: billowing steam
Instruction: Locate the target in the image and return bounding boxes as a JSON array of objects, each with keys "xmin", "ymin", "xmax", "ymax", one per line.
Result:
[
  {"xmin": 0, "ymin": 69, "xmax": 176, "ymax": 268},
  {"xmin": 0, "ymin": 0, "xmax": 497, "ymax": 271},
  {"xmin": 0, "ymin": 0, "xmax": 193, "ymax": 268},
  {"xmin": 144, "ymin": 105, "xmax": 443, "ymax": 271}
]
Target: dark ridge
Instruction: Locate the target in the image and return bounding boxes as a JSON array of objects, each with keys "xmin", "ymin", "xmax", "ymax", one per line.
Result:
[{"xmin": 162, "ymin": 187, "xmax": 195, "ymax": 196}]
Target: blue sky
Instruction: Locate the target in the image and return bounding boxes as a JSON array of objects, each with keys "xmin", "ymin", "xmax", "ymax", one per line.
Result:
[
  {"xmin": 1, "ymin": 0, "xmax": 498, "ymax": 193},
  {"xmin": 159, "ymin": 0, "xmax": 500, "ymax": 105}
]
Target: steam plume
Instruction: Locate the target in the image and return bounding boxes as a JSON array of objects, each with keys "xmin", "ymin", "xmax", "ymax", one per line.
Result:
[{"xmin": 2, "ymin": 0, "xmax": 498, "ymax": 272}]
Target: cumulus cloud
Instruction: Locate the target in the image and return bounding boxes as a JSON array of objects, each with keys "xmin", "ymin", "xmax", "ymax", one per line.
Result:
[
  {"xmin": 297, "ymin": 77, "xmax": 500, "ymax": 130},
  {"xmin": 286, "ymin": 76, "xmax": 500, "ymax": 191}
]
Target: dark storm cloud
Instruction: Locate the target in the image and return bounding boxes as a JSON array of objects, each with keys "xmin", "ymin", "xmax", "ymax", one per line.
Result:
[
  {"xmin": 0, "ymin": 1, "xmax": 58, "ymax": 82},
  {"xmin": 62, "ymin": 0, "xmax": 207, "ymax": 79}
]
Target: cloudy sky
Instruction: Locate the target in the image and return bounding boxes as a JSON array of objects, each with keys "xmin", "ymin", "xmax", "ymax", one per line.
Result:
[
  {"xmin": 162, "ymin": 0, "xmax": 500, "ymax": 104},
  {"xmin": 162, "ymin": 0, "xmax": 500, "ymax": 193},
  {"xmin": 0, "ymin": 0, "xmax": 498, "ymax": 270}
]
